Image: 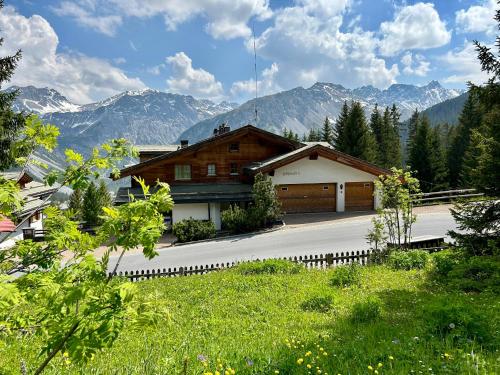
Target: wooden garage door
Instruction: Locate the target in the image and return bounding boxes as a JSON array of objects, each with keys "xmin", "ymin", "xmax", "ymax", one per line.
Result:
[
  {"xmin": 277, "ymin": 183, "xmax": 336, "ymax": 213},
  {"xmin": 345, "ymin": 182, "xmax": 374, "ymax": 211}
]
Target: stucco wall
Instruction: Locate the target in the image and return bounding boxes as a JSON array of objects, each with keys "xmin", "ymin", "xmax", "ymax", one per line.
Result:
[
  {"xmin": 269, "ymin": 156, "xmax": 382, "ymax": 211},
  {"xmin": 172, "ymin": 203, "xmax": 222, "ymax": 230}
]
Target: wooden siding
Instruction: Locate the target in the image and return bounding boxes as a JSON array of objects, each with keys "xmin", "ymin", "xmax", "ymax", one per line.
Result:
[
  {"xmin": 132, "ymin": 133, "xmax": 292, "ymax": 186},
  {"xmin": 345, "ymin": 182, "xmax": 374, "ymax": 211},
  {"xmin": 276, "ymin": 183, "xmax": 336, "ymax": 213}
]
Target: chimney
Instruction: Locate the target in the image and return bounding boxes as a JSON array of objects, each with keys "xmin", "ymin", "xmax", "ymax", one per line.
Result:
[
  {"xmin": 180, "ymin": 140, "xmax": 189, "ymax": 148},
  {"xmin": 213, "ymin": 128, "xmax": 219, "ymax": 136}
]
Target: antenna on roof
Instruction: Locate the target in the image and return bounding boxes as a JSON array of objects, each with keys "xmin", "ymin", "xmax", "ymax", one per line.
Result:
[{"xmin": 252, "ymin": 22, "xmax": 258, "ymax": 126}]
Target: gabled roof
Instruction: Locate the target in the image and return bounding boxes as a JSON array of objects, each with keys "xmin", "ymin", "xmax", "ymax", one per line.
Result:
[
  {"xmin": 136, "ymin": 144, "xmax": 180, "ymax": 154},
  {"xmin": 245, "ymin": 143, "xmax": 391, "ymax": 177},
  {"xmin": 114, "ymin": 125, "xmax": 303, "ymax": 180}
]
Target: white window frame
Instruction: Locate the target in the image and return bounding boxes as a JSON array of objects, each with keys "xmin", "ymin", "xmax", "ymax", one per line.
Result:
[
  {"xmin": 175, "ymin": 164, "xmax": 191, "ymax": 180},
  {"xmin": 207, "ymin": 163, "xmax": 216, "ymax": 176}
]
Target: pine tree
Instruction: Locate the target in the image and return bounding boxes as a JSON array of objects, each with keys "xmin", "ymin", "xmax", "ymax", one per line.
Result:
[
  {"xmin": 0, "ymin": 3, "xmax": 25, "ymax": 171},
  {"xmin": 307, "ymin": 128, "xmax": 321, "ymax": 142},
  {"xmin": 82, "ymin": 181, "xmax": 101, "ymax": 227},
  {"xmin": 429, "ymin": 127, "xmax": 449, "ymax": 191},
  {"xmin": 321, "ymin": 116, "xmax": 334, "ymax": 144},
  {"xmin": 97, "ymin": 180, "xmax": 112, "ymax": 209},
  {"xmin": 343, "ymin": 101, "xmax": 377, "ymax": 162},
  {"xmin": 369, "ymin": 104, "xmax": 383, "ymax": 163},
  {"xmin": 333, "ymin": 101, "xmax": 349, "ymax": 151},
  {"xmin": 447, "ymin": 93, "xmax": 482, "ymax": 187},
  {"xmin": 68, "ymin": 188, "xmax": 83, "ymax": 220},
  {"xmin": 379, "ymin": 106, "xmax": 402, "ymax": 168},
  {"xmin": 408, "ymin": 109, "xmax": 420, "ymax": 141}
]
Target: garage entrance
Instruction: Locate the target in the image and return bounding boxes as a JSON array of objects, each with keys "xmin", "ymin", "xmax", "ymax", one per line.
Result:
[
  {"xmin": 345, "ymin": 182, "xmax": 374, "ymax": 211},
  {"xmin": 277, "ymin": 183, "xmax": 336, "ymax": 213}
]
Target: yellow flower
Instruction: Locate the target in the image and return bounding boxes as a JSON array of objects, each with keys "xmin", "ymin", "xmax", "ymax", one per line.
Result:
[
  {"xmin": 274, "ymin": 371, "xmax": 280, "ymax": 374},
  {"xmin": 323, "ymin": 352, "xmax": 328, "ymax": 356},
  {"xmin": 368, "ymin": 365, "xmax": 374, "ymax": 371},
  {"xmin": 225, "ymin": 371, "xmax": 230, "ymax": 375},
  {"xmin": 297, "ymin": 358, "xmax": 304, "ymax": 365},
  {"xmin": 374, "ymin": 371, "xmax": 379, "ymax": 375},
  {"xmin": 378, "ymin": 363, "xmax": 383, "ymax": 368},
  {"xmin": 319, "ymin": 347, "xmax": 324, "ymax": 352},
  {"xmin": 307, "ymin": 364, "xmax": 312, "ymax": 369},
  {"xmin": 204, "ymin": 373, "xmax": 213, "ymax": 375},
  {"xmin": 215, "ymin": 372, "xmax": 220, "ymax": 375},
  {"xmin": 317, "ymin": 370, "xmax": 322, "ymax": 374},
  {"xmin": 389, "ymin": 356, "xmax": 394, "ymax": 361},
  {"xmin": 230, "ymin": 370, "xmax": 235, "ymax": 375},
  {"xmin": 63, "ymin": 352, "xmax": 69, "ymax": 358},
  {"xmin": 305, "ymin": 351, "xmax": 312, "ymax": 356}
]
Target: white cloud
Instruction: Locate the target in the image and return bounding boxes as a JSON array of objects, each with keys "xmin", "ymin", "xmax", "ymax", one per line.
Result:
[
  {"xmin": 0, "ymin": 6, "xmax": 145, "ymax": 103},
  {"xmin": 165, "ymin": 52, "xmax": 224, "ymax": 99},
  {"xmin": 441, "ymin": 42, "xmax": 490, "ymax": 84},
  {"xmin": 147, "ymin": 64, "xmax": 165, "ymax": 76},
  {"xmin": 455, "ymin": 0, "xmax": 497, "ymax": 36},
  {"xmin": 401, "ymin": 52, "xmax": 430, "ymax": 77},
  {"xmin": 379, "ymin": 2, "xmax": 451, "ymax": 56},
  {"xmin": 248, "ymin": 0, "xmax": 399, "ymax": 96},
  {"xmin": 52, "ymin": 1, "xmax": 122, "ymax": 36},
  {"xmin": 55, "ymin": 0, "xmax": 272, "ymax": 40},
  {"xmin": 230, "ymin": 62, "xmax": 281, "ymax": 100}
]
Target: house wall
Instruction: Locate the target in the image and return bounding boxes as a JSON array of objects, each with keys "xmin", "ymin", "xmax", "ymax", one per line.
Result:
[
  {"xmin": 0, "ymin": 213, "xmax": 43, "ymax": 250},
  {"xmin": 172, "ymin": 203, "xmax": 221, "ymax": 230},
  {"xmin": 269, "ymin": 156, "xmax": 381, "ymax": 212},
  {"xmin": 133, "ymin": 133, "xmax": 294, "ymax": 186}
]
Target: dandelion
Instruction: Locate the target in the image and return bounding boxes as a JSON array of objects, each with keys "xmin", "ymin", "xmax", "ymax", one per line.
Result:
[
  {"xmin": 389, "ymin": 356, "xmax": 394, "ymax": 361},
  {"xmin": 274, "ymin": 371, "xmax": 280, "ymax": 374},
  {"xmin": 378, "ymin": 363, "xmax": 383, "ymax": 368},
  {"xmin": 307, "ymin": 364, "xmax": 312, "ymax": 369},
  {"xmin": 215, "ymin": 372, "xmax": 220, "ymax": 375},
  {"xmin": 306, "ymin": 351, "xmax": 312, "ymax": 356},
  {"xmin": 449, "ymin": 323, "xmax": 455, "ymax": 329},
  {"xmin": 368, "ymin": 365, "xmax": 374, "ymax": 371},
  {"xmin": 297, "ymin": 358, "xmax": 304, "ymax": 365},
  {"xmin": 323, "ymin": 352, "xmax": 328, "ymax": 356},
  {"xmin": 63, "ymin": 352, "xmax": 69, "ymax": 358},
  {"xmin": 374, "ymin": 371, "xmax": 378, "ymax": 375}
]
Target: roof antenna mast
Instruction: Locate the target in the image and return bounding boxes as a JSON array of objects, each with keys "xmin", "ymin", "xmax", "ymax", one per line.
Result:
[{"xmin": 252, "ymin": 22, "xmax": 258, "ymax": 126}]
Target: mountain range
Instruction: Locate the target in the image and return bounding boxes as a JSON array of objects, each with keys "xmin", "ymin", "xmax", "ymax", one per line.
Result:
[{"xmin": 8, "ymin": 81, "xmax": 463, "ymax": 156}]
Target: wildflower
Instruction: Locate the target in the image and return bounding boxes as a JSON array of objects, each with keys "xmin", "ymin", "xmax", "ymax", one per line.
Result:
[
  {"xmin": 204, "ymin": 373, "xmax": 213, "ymax": 375},
  {"xmin": 317, "ymin": 370, "xmax": 322, "ymax": 374},
  {"xmin": 323, "ymin": 352, "xmax": 328, "ymax": 356},
  {"xmin": 198, "ymin": 354, "xmax": 207, "ymax": 362},
  {"xmin": 389, "ymin": 356, "xmax": 394, "ymax": 361},
  {"xmin": 374, "ymin": 371, "xmax": 378, "ymax": 375},
  {"xmin": 368, "ymin": 365, "xmax": 374, "ymax": 371},
  {"xmin": 305, "ymin": 351, "xmax": 312, "ymax": 356},
  {"xmin": 307, "ymin": 364, "xmax": 312, "ymax": 369},
  {"xmin": 246, "ymin": 358, "xmax": 254, "ymax": 366},
  {"xmin": 449, "ymin": 323, "xmax": 455, "ymax": 329},
  {"xmin": 297, "ymin": 358, "xmax": 304, "ymax": 365},
  {"xmin": 274, "ymin": 371, "xmax": 280, "ymax": 374},
  {"xmin": 378, "ymin": 363, "xmax": 383, "ymax": 368},
  {"xmin": 215, "ymin": 372, "xmax": 220, "ymax": 375},
  {"xmin": 63, "ymin": 352, "xmax": 69, "ymax": 358}
]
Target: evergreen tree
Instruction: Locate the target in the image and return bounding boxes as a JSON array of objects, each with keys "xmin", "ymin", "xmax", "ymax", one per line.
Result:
[
  {"xmin": 68, "ymin": 188, "xmax": 83, "ymax": 220},
  {"xmin": 321, "ymin": 116, "xmax": 334, "ymax": 144},
  {"xmin": 342, "ymin": 101, "xmax": 376, "ymax": 162},
  {"xmin": 82, "ymin": 181, "xmax": 101, "ymax": 227},
  {"xmin": 429, "ymin": 127, "xmax": 449, "ymax": 191},
  {"xmin": 379, "ymin": 106, "xmax": 402, "ymax": 168},
  {"xmin": 447, "ymin": 93, "xmax": 482, "ymax": 187},
  {"xmin": 333, "ymin": 101, "xmax": 349, "ymax": 151},
  {"xmin": 307, "ymin": 128, "xmax": 321, "ymax": 142},
  {"xmin": 282, "ymin": 128, "xmax": 299, "ymax": 141},
  {"xmin": 97, "ymin": 180, "xmax": 112, "ymax": 209},
  {"xmin": 407, "ymin": 109, "xmax": 420, "ymax": 141},
  {"xmin": 369, "ymin": 104, "xmax": 383, "ymax": 163},
  {"xmin": 0, "ymin": 10, "xmax": 25, "ymax": 171}
]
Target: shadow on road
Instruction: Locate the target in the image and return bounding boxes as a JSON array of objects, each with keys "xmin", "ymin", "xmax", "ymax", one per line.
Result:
[{"xmin": 283, "ymin": 211, "xmax": 375, "ymax": 226}]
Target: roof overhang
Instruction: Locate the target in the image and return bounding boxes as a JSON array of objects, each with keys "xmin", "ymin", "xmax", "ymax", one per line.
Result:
[{"xmin": 246, "ymin": 144, "xmax": 391, "ymax": 177}]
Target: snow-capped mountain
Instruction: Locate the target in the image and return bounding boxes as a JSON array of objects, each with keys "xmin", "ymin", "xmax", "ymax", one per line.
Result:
[
  {"xmin": 8, "ymin": 86, "xmax": 238, "ymax": 155},
  {"xmin": 7, "ymin": 85, "xmax": 81, "ymax": 114},
  {"xmin": 179, "ymin": 81, "xmax": 462, "ymax": 143}
]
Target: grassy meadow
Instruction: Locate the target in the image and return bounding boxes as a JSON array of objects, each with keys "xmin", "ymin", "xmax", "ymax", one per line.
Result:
[{"xmin": 1, "ymin": 261, "xmax": 499, "ymax": 374}]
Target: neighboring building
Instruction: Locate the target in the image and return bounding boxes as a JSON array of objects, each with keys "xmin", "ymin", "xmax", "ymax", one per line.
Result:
[
  {"xmin": 0, "ymin": 171, "xmax": 57, "ymax": 249},
  {"xmin": 114, "ymin": 124, "xmax": 390, "ymax": 229}
]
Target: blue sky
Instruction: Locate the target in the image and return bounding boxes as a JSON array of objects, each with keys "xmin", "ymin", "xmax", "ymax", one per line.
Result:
[{"xmin": 0, "ymin": 0, "xmax": 496, "ymax": 104}]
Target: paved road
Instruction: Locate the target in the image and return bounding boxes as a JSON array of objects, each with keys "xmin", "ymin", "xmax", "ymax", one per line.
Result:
[{"xmin": 109, "ymin": 208, "xmax": 457, "ymax": 272}]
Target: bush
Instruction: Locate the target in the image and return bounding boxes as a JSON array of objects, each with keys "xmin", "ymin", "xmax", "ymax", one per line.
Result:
[
  {"xmin": 432, "ymin": 249, "xmax": 461, "ymax": 277},
  {"xmin": 350, "ymin": 297, "xmax": 381, "ymax": 323},
  {"xmin": 221, "ymin": 205, "xmax": 262, "ymax": 234},
  {"xmin": 172, "ymin": 218, "xmax": 216, "ymax": 243},
  {"xmin": 301, "ymin": 296, "xmax": 334, "ymax": 313},
  {"xmin": 423, "ymin": 301, "xmax": 492, "ymax": 346},
  {"xmin": 447, "ymin": 256, "xmax": 500, "ymax": 293},
  {"xmin": 236, "ymin": 259, "xmax": 303, "ymax": 275},
  {"xmin": 330, "ymin": 263, "xmax": 361, "ymax": 287},
  {"xmin": 387, "ymin": 250, "xmax": 430, "ymax": 270}
]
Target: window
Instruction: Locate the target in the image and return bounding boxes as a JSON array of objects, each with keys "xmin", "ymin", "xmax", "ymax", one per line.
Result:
[
  {"xmin": 281, "ymin": 186, "xmax": 288, "ymax": 191},
  {"xmin": 175, "ymin": 164, "xmax": 191, "ymax": 180},
  {"xmin": 207, "ymin": 163, "xmax": 216, "ymax": 176},
  {"xmin": 230, "ymin": 163, "xmax": 239, "ymax": 175},
  {"xmin": 229, "ymin": 142, "xmax": 240, "ymax": 152},
  {"xmin": 323, "ymin": 186, "xmax": 329, "ymax": 190},
  {"xmin": 309, "ymin": 153, "xmax": 318, "ymax": 160}
]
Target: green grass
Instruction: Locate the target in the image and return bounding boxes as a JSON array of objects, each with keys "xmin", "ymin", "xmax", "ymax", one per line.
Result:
[{"xmin": 1, "ymin": 264, "xmax": 499, "ymax": 374}]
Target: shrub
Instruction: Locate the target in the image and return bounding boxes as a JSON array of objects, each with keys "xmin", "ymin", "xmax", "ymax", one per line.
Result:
[
  {"xmin": 350, "ymin": 297, "xmax": 381, "ymax": 323},
  {"xmin": 424, "ymin": 301, "xmax": 492, "ymax": 346},
  {"xmin": 432, "ymin": 249, "xmax": 461, "ymax": 277},
  {"xmin": 301, "ymin": 296, "xmax": 334, "ymax": 313},
  {"xmin": 447, "ymin": 256, "xmax": 500, "ymax": 293},
  {"xmin": 330, "ymin": 263, "xmax": 361, "ymax": 287},
  {"xmin": 172, "ymin": 218, "xmax": 216, "ymax": 243},
  {"xmin": 387, "ymin": 250, "xmax": 430, "ymax": 270},
  {"xmin": 221, "ymin": 205, "xmax": 263, "ymax": 234},
  {"xmin": 236, "ymin": 259, "xmax": 303, "ymax": 275}
]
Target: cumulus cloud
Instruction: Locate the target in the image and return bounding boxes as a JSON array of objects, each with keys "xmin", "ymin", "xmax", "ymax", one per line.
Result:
[
  {"xmin": 455, "ymin": 0, "xmax": 497, "ymax": 36},
  {"xmin": 165, "ymin": 52, "xmax": 224, "ymax": 99},
  {"xmin": 401, "ymin": 52, "xmax": 430, "ymax": 77},
  {"xmin": 230, "ymin": 62, "xmax": 281, "ymax": 100},
  {"xmin": 55, "ymin": 0, "xmax": 272, "ymax": 40},
  {"xmin": 0, "ymin": 6, "xmax": 145, "ymax": 103},
  {"xmin": 441, "ymin": 42, "xmax": 490, "ymax": 84},
  {"xmin": 52, "ymin": 1, "xmax": 122, "ymax": 36},
  {"xmin": 247, "ymin": 0, "xmax": 398, "ymax": 96},
  {"xmin": 379, "ymin": 2, "xmax": 451, "ymax": 56}
]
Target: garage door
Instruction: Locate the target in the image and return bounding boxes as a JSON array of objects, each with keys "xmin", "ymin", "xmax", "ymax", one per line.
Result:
[
  {"xmin": 277, "ymin": 183, "xmax": 336, "ymax": 213},
  {"xmin": 345, "ymin": 182, "xmax": 374, "ymax": 211}
]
